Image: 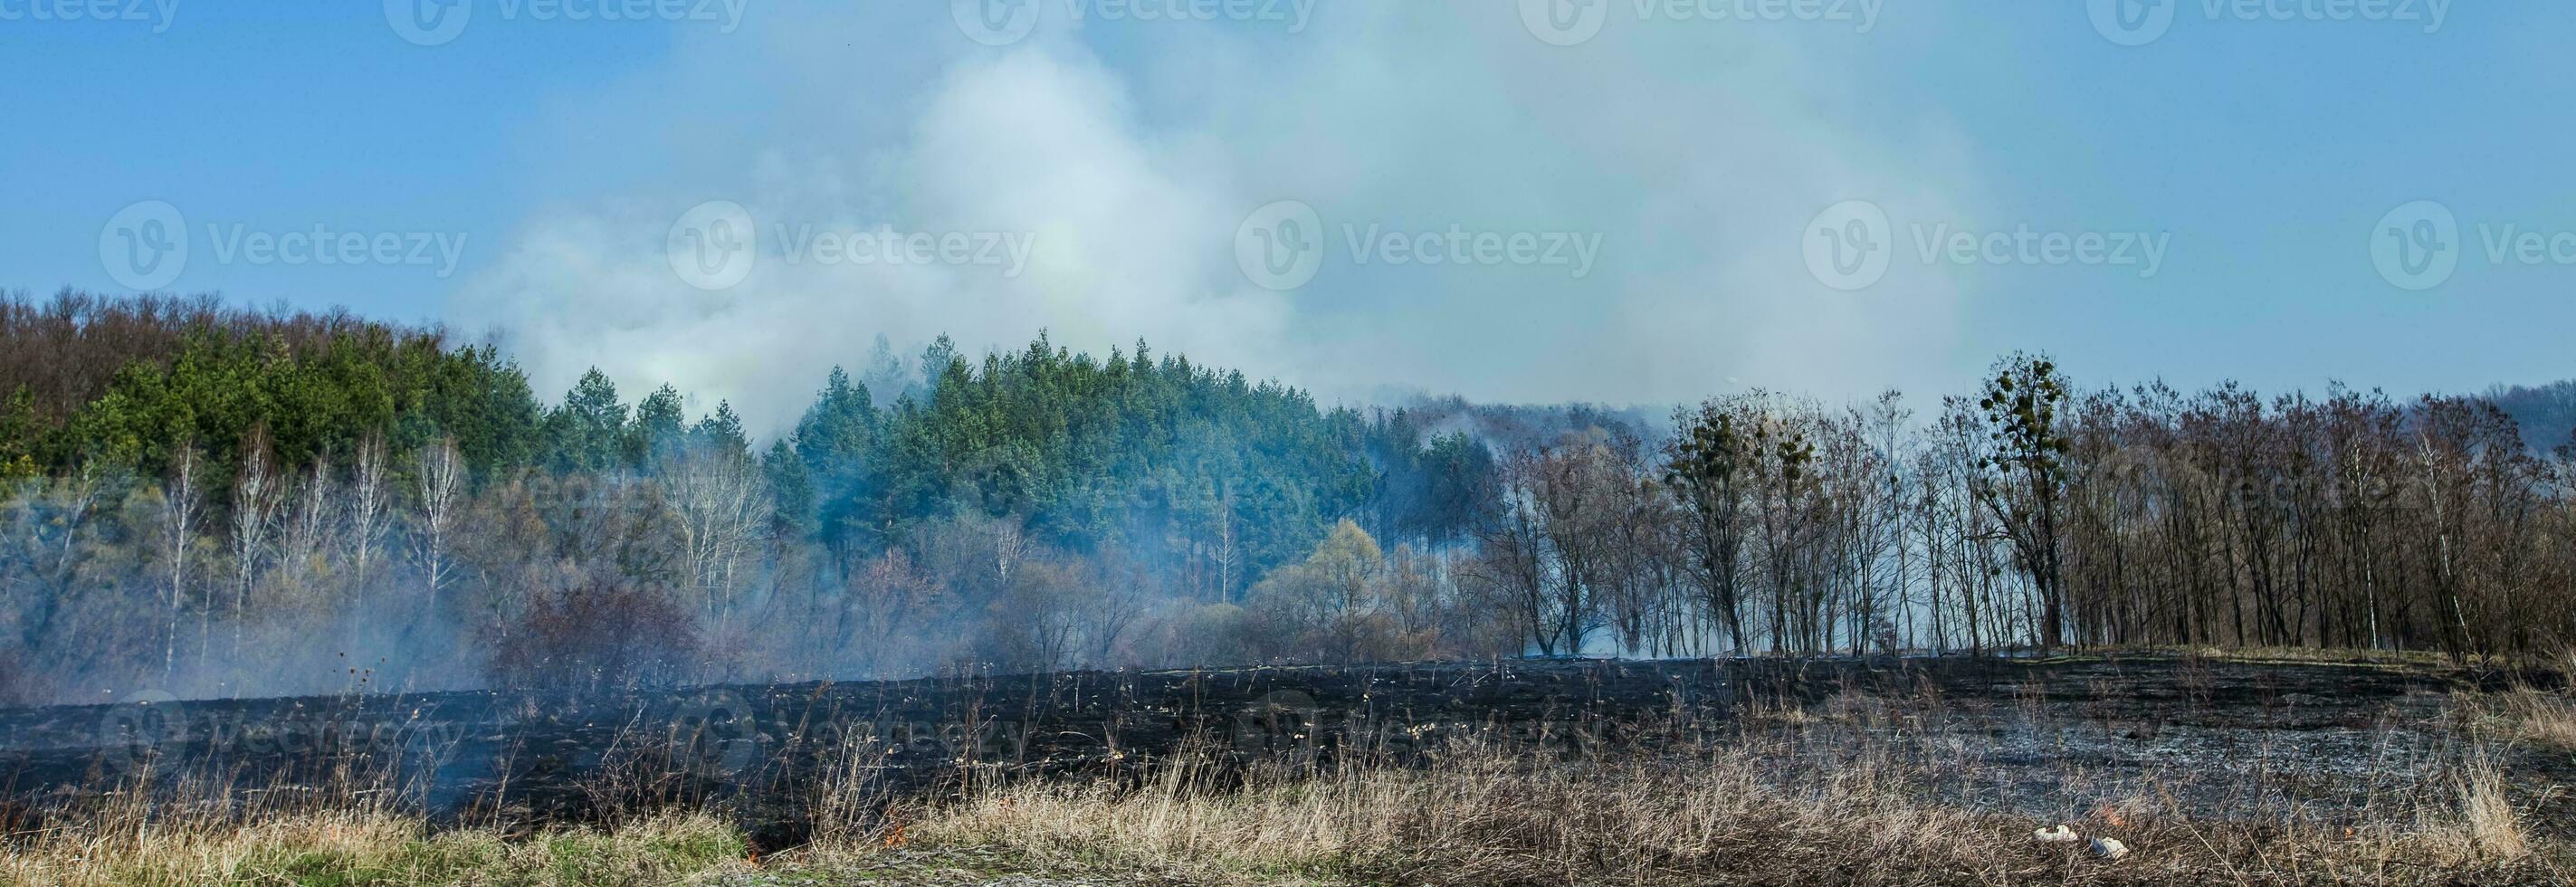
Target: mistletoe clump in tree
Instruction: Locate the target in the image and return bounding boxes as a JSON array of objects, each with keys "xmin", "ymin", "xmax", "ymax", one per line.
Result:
[{"xmin": 1961, "ymin": 352, "xmax": 2073, "ymax": 650}]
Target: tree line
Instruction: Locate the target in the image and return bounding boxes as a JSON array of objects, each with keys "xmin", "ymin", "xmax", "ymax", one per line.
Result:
[
  {"xmin": 1451, "ymin": 356, "xmax": 2576, "ymax": 662},
  {"xmin": 1, "ymin": 291, "xmax": 2569, "ymax": 702}
]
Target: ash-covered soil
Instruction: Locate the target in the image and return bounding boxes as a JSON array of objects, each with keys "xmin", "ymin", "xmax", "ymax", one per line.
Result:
[{"xmin": 0, "ymin": 653, "xmax": 2559, "ymax": 848}]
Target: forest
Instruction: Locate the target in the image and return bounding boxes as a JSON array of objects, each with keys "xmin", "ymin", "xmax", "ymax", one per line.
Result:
[{"xmin": 2, "ymin": 290, "xmax": 2571, "ymax": 703}]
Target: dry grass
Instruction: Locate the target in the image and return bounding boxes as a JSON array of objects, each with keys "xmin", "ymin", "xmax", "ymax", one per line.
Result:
[
  {"xmin": 891, "ymin": 742, "xmax": 2006, "ymax": 884},
  {"xmin": 2489, "ymin": 688, "xmax": 2576, "ymax": 752},
  {"xmin": 0, "ymin": 795, "xmax": 752, "ymax": 887},
  {"xmin": 7, "ymin": 675, "xmax": 2571, "ymax": 886},
  {"xmin": 846, "ymin": 718, "xmax": 2561, "ymax": 885},
  {"xmin": 2448, "ymin": 752, "xmax": 2532, "ymax": 863}
]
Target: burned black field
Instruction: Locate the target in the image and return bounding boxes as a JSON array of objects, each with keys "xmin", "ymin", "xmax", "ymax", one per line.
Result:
[{"xmin": 5, "ymin": 652, "xmax": 2566, "ymax": 858}]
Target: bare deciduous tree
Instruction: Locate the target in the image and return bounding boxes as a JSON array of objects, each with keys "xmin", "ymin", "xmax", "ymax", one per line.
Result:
[
  {"xmin": 231, "ymin": 427, "xmax": 280, "ymax": 654},
  {"xmin": 159, "ymin": 444, "xmax": 201, "ymax": 679},
  {"xmin": 413, "ymin": 435, "xmax": 466, "ymax": 613},
  {"xmin": 346, "ymin": 432, "xmax": 391, "ymax": 598},
  {"xmin": 664, "ymin": 447, "xmax": 769, "ymax": 617},
  {"xmin": 280, "ymin": 453, "xmax": 333, "ymax": 579}
]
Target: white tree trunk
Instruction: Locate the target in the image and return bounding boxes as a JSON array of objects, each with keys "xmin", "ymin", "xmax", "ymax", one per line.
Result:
[{"xmin": 414, "ymin": 436, "xmax": 466, "ymax": 613}]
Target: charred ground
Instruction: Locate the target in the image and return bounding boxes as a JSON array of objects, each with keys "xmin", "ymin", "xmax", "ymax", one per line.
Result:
[{"xmin": 3, "ymin": 652, "xmax": 2564, "ymax": 854}]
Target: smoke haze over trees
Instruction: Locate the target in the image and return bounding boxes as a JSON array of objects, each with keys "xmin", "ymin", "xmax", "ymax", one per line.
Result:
[{"xmin": 3, "ymin": 291, "xmax": 2574, "ymax": 704}]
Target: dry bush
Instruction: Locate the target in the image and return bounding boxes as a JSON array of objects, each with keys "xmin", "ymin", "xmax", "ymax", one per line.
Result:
[{"xmin": 482, "ymin": 583, "xmax": 701, "ymax": 693}]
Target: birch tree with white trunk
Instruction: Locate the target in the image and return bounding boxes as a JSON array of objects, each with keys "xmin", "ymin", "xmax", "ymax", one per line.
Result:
[
  {"xmin": 347, "ymin": 433, "xmax": 391, "ymax": 603},
  {"xmin": 231, "ymin": 429, "xmax": 280, "ymax": 653},
  {"xmin": 413, "ymin": 435, "xmax": 466, "ymax": 613},
  {"xmin": 665, "ymin": 447, "xmax": 769, "ymax": 616},
  {"xmin": 160, "ymin": 444, "xmax": 201, "ymax": 679}
]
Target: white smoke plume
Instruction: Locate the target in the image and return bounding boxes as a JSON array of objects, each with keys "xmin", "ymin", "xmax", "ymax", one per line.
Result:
[{"xmin": 451, "ymin": 1, "xmax": 1981, "ymax": 432}]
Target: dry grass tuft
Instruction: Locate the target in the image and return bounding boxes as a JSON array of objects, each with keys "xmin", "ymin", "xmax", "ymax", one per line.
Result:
[
  {"xmin": 2450, "ymin": 753, "xmax": 2531, "ymax": 863},
  {"xmin": 2495, "ymin": 688, "xmax": 2576, "ymax": 752},
  {"xmin": 0, "ymin": 797, "xmax": 750, "ymax": 887},
  {"xmin": 853, "ymin": 720, "xmax": 2556, "ymax": 886},
  {"xmin": 896, "ymin": 741, "xmax": 2013, "ymax": 884}
]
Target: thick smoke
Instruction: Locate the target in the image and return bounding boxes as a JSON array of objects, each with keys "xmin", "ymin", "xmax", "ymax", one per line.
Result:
[{"xmin": 449, "ymin": 1, "xmax": 1980, "ymax": 434}]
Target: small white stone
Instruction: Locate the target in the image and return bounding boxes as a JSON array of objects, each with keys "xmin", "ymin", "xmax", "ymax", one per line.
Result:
[{"xmin": 2089, "ymin": 837, "xmax": 2131, "ymax": 860}]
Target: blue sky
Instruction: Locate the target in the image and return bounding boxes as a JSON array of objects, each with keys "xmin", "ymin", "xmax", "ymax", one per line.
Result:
[{"xmin": 3, "ymin": 2, "xmax": 2570, "ymax": 432}]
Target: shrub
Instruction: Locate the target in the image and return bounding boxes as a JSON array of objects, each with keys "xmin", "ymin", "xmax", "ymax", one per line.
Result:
[{"xmin": 483, "ymin": 583, "xmax": 700, "ymax": 693}]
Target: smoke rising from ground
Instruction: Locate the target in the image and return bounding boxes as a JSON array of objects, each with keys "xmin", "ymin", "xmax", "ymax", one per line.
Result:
[{"xmin": 449, "ymin": 2, "xmax": 1979, "ymax": 435}]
